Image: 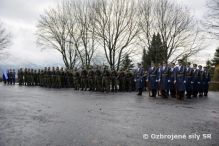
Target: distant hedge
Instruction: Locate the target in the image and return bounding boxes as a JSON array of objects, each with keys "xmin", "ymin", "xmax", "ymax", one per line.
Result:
[{"xmin": 209, "ymin": 65, "xmax": 219, "ymax": 91}]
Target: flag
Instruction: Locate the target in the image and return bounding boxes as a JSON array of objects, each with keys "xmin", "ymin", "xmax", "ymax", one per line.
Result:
[{"xmin": 3, "ymin": 71, "xmax": 8, "ymax": 80}]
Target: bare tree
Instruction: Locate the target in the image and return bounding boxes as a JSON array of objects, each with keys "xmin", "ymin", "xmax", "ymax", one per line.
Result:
[
  {"xmin": 139, "ymin": 0, "xmax": 204, "ymax": 63},
  {"xmin": 138, "ymin": 0, "xmax": 154, "ymax": 49},
  {"xmin": 36, "ymin": 2, "xmax": 78, "ymax": 69},
  {"xmin": 0, "ymin": 22, "xmax": 11, "ymax": 57},
  {"xmin": 67, "ymin": 0, "xmax": 96, "ymax": 68},
  {"xmin": 91, "ymin": 0, "xmax": 140, "ymax": 70},
  {"xmin": 204, "ymin": 0, "xmax": 219, "ymax": 39}
]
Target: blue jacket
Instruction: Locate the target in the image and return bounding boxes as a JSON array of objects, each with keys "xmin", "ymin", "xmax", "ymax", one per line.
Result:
[
  {"xmin": 202, "ymin": 70, "xmax": 211, "ymax": 90},
  {"xmin": 160, "ymin": 66, "xmax": 170, "ymax": 90},
  {"xmin": 174, "ymin": 66, "xmax": 186, "ymax": 91},
  {"xmin": 185, "ymin": 67, "xmax": 193, "ymax": 91},
  {"xmin": 147, "ymin": 67, "xmax": 159, "ymax": 90},
  {"xmin": 134, "ymin": 67, "xmax": 144, "ymax": 89}
]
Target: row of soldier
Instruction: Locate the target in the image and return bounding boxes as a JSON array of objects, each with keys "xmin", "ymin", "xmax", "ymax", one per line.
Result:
[
  {"xmin": 14, "ymin": 59, "xmax": 211, "ymax": 100},
  {"xmin": 17, "ymin": 66, "xmax": 136, "ymax": 92},
  {"xmin": 134, "ymin": 60, "xmax": 211, "ymax": 100}
]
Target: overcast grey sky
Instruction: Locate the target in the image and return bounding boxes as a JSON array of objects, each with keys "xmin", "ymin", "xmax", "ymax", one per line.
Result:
[{"xmin": 0, "ymin": 0, "xmax": 218, "ymax": 67}]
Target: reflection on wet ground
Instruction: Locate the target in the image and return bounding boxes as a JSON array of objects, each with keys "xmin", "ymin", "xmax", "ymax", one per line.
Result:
[{"xmin": 0, "ymin": 84, "xmax": 219, "ymax": 146}]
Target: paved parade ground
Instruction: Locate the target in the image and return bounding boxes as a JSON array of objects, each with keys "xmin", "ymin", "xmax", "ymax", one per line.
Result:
[{"xmin": 0, "ymin": 83, "xmax": 219, "ymax": 146}]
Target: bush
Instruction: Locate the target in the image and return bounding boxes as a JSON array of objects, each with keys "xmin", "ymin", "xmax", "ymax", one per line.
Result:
[{"xmin": 209, "ymin": 64, "xmax": 219, "ymax": 91}]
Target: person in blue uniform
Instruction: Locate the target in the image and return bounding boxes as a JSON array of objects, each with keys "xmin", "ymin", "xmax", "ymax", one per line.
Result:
[
  {"xmin": 160, "ymin": 61, "xmax": 170, "ymax": 98},
  {"xmin": 134, "ymin": 63, "xmax": 144, "ymax": 96},
  {"xmin": 203, "ymin": 66, "xmax": 211, "ymax": 97},
  {"xmin": 174, "ymin": 59, "xmax": 186, "ymax": 100},
  {"xmin": 147, "ymin": 62, "xmax": 159, "ymax": 97},
  {"xmin": 198, "ymin": 65, "xmax": 204, "ymax": 97},
  {"xmin": 191, "ymin": 64, "xmax": 199, "ymax": 97},
  {"xmin": 185, "ymin": 62, "xmax": 193, "ymax": 99},
  {"xmin": 157, "ymin": 63, "xmax": 162, "ymax": 96},
  {"xmin": 169, "ymin": 63, "xmax": 176, "ymax": 98},
  {"xmin": 7, "ymin": 69, "xmax": 12, "ymax": 84},
  {"xmin": 2, "ymin": 70, "xmax": 8, "ymax": 84}
]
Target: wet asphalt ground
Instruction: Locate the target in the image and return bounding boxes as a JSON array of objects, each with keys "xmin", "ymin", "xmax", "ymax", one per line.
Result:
[{"xmin": 0, "ymin": 83, "xmax": 218, "ymax": 146}]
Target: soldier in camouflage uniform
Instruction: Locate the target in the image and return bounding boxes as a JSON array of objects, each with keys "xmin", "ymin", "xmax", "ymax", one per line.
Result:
[
  {"xmin": 59, "ymin": 67, "xmax": 65, "ymax": 88},
  {"xmin": 125, "ymin": 69, "xmax": 133, "ymax": 92},
  {"xmin": 47, "ymin": 67, "xmax": 50, "ymax": 87},
  {"xmin": 118, "ymin": 69, "xmax": 125, "ymax": 92},
  {"xmin": 30, "ymin": 69, "xmax": 34, "ymax": 86},
  {"xmin": 102, "ymin": 66, "xmax": 111, "ymax": 92},
  {"xmin": 42, "ymin": 67, "xmax": 47, "ymax": 87},
  {"xmin": 88, "ymin": 66, "xmax": 95, "ymax": 91},
  {"xmin": 18, "ymin": 68, "xmax": 24, "ymax": 85},
  {"xmin": 55, "ymin": 67, "xmax": 61, "ymax": 88},
  {"xmin": 26, "ymin": 68, "xmax": 31, "ymax": 86},
  {"xmin": 73, "ymin": 68, "xmax": 80, "ymax": 90},
  {"xmin": 50, "ymin": 67, "xmax": 55, "ymax": 88},
  {"xmin": 65, "ymin": 69, "xmax": 71, "ymax": 88},
  {"xmin": 111, "ymin": 68, "xmax": 118, "ymax": 92},
  {"xmin": 95, "ymin": 66, "xmax": 102, "ymax": 91},
  {"xmin": 36, "ymin": 69, "xmax": 40, "ymax": 86},
  {"xmin": 80, "ymin": 67, "xmax": 88, "ymax": 91},
  {"xmin": 24, "ymin": 68, "xmax": 28, "ymax": 86},
  {"xmin": 33, "ymin": 69, "xmax": 38, "ymax": 86},
  {"xmin": 39, "ymin": 69, "xmax": 43, "ymax": 87},
  {"xmin": 69, "ymin": 69, "xmax": 74, "ymax": 88}
]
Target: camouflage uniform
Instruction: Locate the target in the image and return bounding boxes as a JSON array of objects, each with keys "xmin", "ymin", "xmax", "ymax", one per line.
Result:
[
  {"xmin": 30, "ymin": 69, "xmax": 34, "ymax": 86},
  {"xmin": 24, "ymin": 68, "xmax": 28, "ymax": 86},
  {"xmin": 102, "ymin": 66, "xmax": 111, "ymax": 92},
  {"xmin": 60, "ymin": 68, "xmax": 65, "ymax": 88},
  {"xmin": 88, "ymin": 67, "xmax": 95, "ymax": 91},
  {"xmin": 118, "ymin": 70, "xmax": 125, "ymax": 91},
  {"xmin": 55, "ymin": 67, "xmax": 61, "ymax": 88},
  {"xmin": 65, "ymin": 69, "xmax": 71, "ymax": 88},
  {"xmin": 51, "ymin": 67, "xmax": 56, "ymax": 88},
  {"xmin": 80, "ymin": 68, "xmax": 88, "ymax": 91},
  {"xmin": 73, "ymin": 69, "xmax": 80, "ymax": 90},
  {"xmin": 95, "ymin": 67, "xmax": 102, "ymax": 91},
  {"xmin": 125, "ymin": 69, "xmax": 133, "ymax": 92},
  {"xmin": 18, "ymin": 68, "xmax": 24, "ymax": 85},
  {"xmin": 69, "ymin": 70, "xmax": 74, "ymax": 88},
  {"xmin": 111, "ymin": 69, "xmax": 118, "ymax": 92},
  {"xmin": 33, "ymin": 70, "xmax": 38, "ymax": 86}
]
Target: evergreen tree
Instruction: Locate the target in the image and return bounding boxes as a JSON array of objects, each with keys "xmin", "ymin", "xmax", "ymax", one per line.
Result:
[
  {"xmin": 206, "ymin": 59, "xmax": 213, "ymax": 69},
  {"xmin": 206, "ymin": 59, "xmax": 214, "ymax": 76},
  {"xmin": 147, "ymin": 33, "xmax": 167, "ymax": 65},
  {"xmin": 211, "ymin": 47, "xmax": 219, "ymax": 66},
  {"xmin": 141, "ymin": 48, "xmax": 150, "ymax": 70},
  {"xmin": 121, "ymin": 54, "xmax": 134, "ymax": 70}
]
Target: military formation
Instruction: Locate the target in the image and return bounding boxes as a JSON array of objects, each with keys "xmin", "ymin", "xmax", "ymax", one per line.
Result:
[
  {"xmin": 3, "ymin": 59, "xmax": 211, "ymax": 100},
  {"xmin": 143, "ymin": 59, "xmax": 211, "ymax": 100},
  {"xmin": 16, "ymin": 66, "xmax": 136, "ymax": 92}
]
